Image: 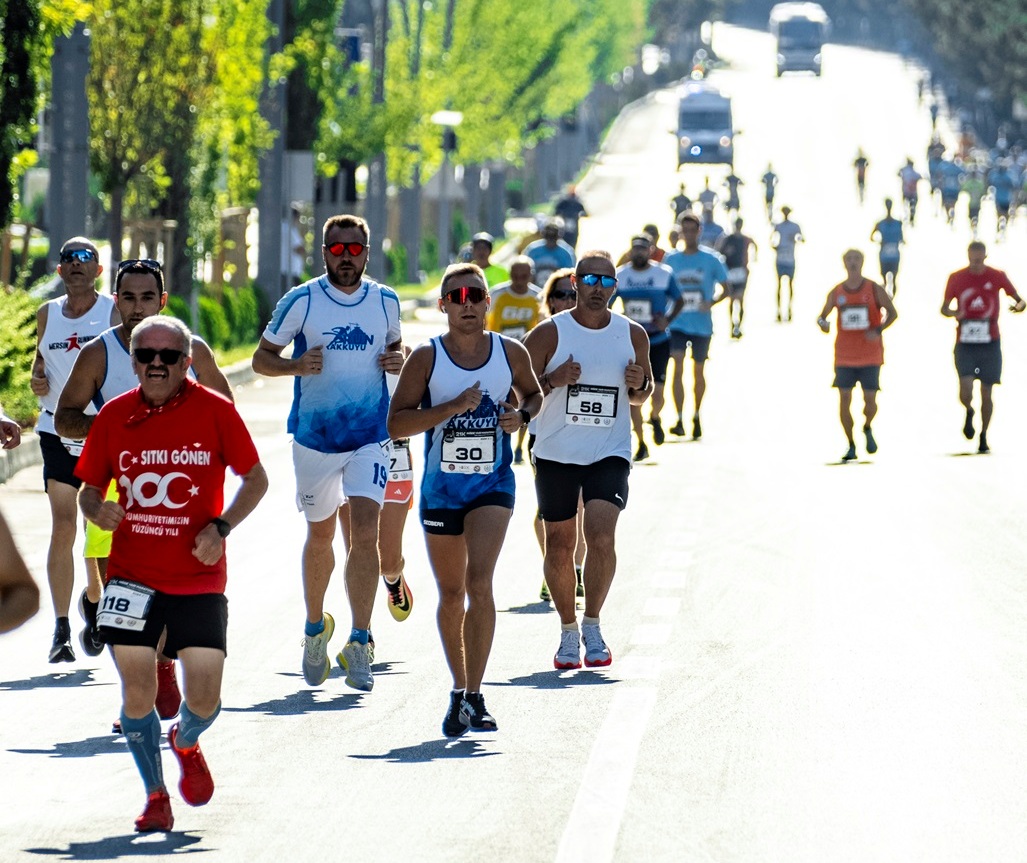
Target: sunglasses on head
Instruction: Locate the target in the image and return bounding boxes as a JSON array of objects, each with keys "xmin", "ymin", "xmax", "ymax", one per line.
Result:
[
  {"xmin": 578, "ymin": 273, "xmax": 617, "ymax": 288},
  {"xmin": 118, "ymin": 258, "xmax": 161, "ymax": 271},
  {"xmin": 60, "ymin": 248, "xmax": 98, "ymax": 264},
  {"xmin": 444, "ymin": 286, "xmax": 489, "ymax": 305},
  {"xmin": 550, "ymin": 289, "xmax": 576, "ymax": 301},
  {"xmin": 325, "ymin": 242, "xmax": 367, "ymax": 257},
  {"xmin": 133, "ymin": 348, "xmax": 184, "ymax": 365}
]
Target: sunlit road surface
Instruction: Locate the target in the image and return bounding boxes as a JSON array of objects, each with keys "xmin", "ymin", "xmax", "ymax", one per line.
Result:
[{"xmin": 2, "ymin": 24, "xmax": 1026, "ymax": 862}]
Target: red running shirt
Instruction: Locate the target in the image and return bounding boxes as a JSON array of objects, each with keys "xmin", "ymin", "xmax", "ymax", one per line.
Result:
[
  {"xmin": 943, "ymin": 266, "xmax": 1015, "ymax": 344},
  {"xmin": 75, "ymin": 380, "xmax": 260, "ymax": 594},
  {"xmin": 832, "ymin": 279, "xmax": 884, "ymax": 367}
]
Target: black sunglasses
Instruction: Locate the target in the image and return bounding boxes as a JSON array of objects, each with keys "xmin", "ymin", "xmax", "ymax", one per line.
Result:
[
  {"xmin": 60, "ymin": 248, "xmax": 98, "ymax": 264},
  {"xmin": 550, "ymin": 289, "xmax": 576, "ymax": 301},
  {"xmin": 133, "ymin": 348, "xmax": 184, "ymax": 365},
  {"xmin": 118, "ymin": 258, "xmax": 162, "ymax": 271},
  {"xmin": 325, "ymin": 242, "xmax": 367, "ymax": 257}
]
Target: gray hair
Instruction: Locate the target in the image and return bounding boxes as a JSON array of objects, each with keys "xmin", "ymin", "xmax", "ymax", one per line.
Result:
[{"xmin": 130, "ymin": 315, "xmax": 192, "ymax": 356}]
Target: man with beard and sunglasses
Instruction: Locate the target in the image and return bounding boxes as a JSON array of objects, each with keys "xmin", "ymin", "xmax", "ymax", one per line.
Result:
[
  {"xmin": 524, "ymin": 251, "xmax": 653, "ymax": 671},
  {"xmin": 388, "ymin": 263, "xmax": 541, "ymax": 736},
  {"xmin": 252, "ymin": 214, "xmax": 404, "ymax": 694},
  {"xmin": 76, "ymin": 315, "xmax": 267, "ymax": 833},
  {"xmin": 31, "ymin": 237, "xmax": 119, "ymax": 664},
  {"xmin": 55, "ymin": 259, "xmax": 233, "ymax": 724}
]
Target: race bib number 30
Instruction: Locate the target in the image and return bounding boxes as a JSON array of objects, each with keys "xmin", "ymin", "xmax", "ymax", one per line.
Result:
[
  {"xmin": 960, "ymin": 320, "xmax": 991, "ymax": 344},
  {"xmin": 441, "ymin": 428, "xmax": 496, "ymax": 474},
  {"xmin": 388, "ymin": 439, "xmax": 413, "ymax": 481},
  {"xmin": 565, "ymin": 385, "xmax": 618, "ymax": 426},
  {"xmin": 97, "ymin": 578, "xmax": 156, "ymax": 632},
  {"xmin": 839, "ymin": 305, "xmax": 870, "ymax": 331}
]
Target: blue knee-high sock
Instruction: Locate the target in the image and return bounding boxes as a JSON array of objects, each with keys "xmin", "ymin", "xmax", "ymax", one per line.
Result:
[
  {"xmin": 121, "ymin": 710, "xmax": 165, "ymax": 793},
  {"xmin": 176, "ymin": 700, "xmax": 221, "ymax": 749}
]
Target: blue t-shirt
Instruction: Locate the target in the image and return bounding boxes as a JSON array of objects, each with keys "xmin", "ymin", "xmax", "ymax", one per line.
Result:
[
  {"xmin": 664, "ymin": 248, "xmax": 727, "ymax": 337},
  {"xmin": 523, "ymin": 239, "xmax": 575, "ymax": 286},
  {"xmin": 873, "ymin": 218, "xmax": 903, "ymax": 262},
  {"xmin": 990, "ymin": 169, "xmax": 1016, "ymax": 206},
  {"xmin": 262, "ymin": 275, "xmax": 402, "ymax": 453},
  {"xmin": 612, "ymin": 262, "xmax": 680, "ymax": 346}
]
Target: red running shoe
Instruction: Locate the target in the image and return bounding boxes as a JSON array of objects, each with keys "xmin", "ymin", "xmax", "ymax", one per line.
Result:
[
  {"xmin": 135, "ymin": 789, "xmax": 174, "ymax": 832},
  {"xmin": 168, "ymin": 723, "xmax": 214, "ymax": 806},
  {"xmin": 155, "ymin": 661, "xmax": 182, "ymax": 719}
]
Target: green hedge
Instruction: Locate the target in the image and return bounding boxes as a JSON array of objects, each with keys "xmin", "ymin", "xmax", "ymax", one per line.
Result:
[
  {"xmin": 0, "ymin": 289, "xmax": 38, "ymax": 424},
  {"xmin": 164, "ymin": 283, "xmax": 262, "ymax": 350}
]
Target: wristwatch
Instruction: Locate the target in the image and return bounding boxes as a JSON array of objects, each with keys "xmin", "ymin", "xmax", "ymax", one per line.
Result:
[
  {"xmin": 518, "ymin": 408, "xmax": 531, "ymax": 426},
  {"xmin": 212, "ymin": 517, "xmax": 232, "ymax": 538}
]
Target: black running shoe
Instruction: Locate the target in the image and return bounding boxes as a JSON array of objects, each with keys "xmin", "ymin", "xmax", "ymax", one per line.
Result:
[
  {"xmin": 459, "ymin": 692, "xmax": 497, "ymax": 731},
  {"xmin": 669, "ymin": 421, "xmax": 686, "ymax": 437},
  {"xmin": 692, "ymin": 416, "xmax": 702, "ymax": 440},
  {"xmin": 650, "ymin": 417, "xmax": 665, "ymax": 446},
  {"xmin": 864, "ymin": 426, "xmax": 878, "ymax": 454},
  {"xmin": 978, "ymin": 432, "xmax": 990, "ymax": 454},
  {"xmin": 442, "ymin": 690, "xmax": 467, "ymax": 737},
  {"xmin": 842, "ymin": 443, "xmax": 857, "ymax": 462},
  {"xmin": 962, "ymin": 408, "xmax": 975, "ymax": 440},
  {"xmin": 633, "ymin": 442, "xmax": 649, "ymax": 462},
  {"xmin": 78, "ymin": 590, "xmax": 104, "ymax": 657},
  {"xmin": 49, "ymin": 619, "xmax": 75, "ymax": 663}
]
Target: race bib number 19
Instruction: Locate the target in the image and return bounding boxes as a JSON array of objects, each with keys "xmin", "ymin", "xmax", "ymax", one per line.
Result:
[
  {"xmin": 565, "ymin": 384, "xmax": 618, "ymax": 426},
  {"xmin": 97, "ymin": 578, "xmax": 156, "ymax": 632}
]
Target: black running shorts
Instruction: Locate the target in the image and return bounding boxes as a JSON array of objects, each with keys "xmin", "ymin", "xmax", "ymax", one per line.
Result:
[
  {"xmin": 100, "ymin": 589, "xmax": 228, "ymax": 658},
  {"xmin": 955, "ymin": 340, "xmax": 1001, "ymax": 385},
  {"xmin": 39, "ymin": 431, "xmax": 82, "ymax": 491},
  {"xmin": 534, "ymin": 456, "xmax": 630, "ymax": 522},
  {"xmin": 833, "ymin": 365, "xmax": 881, "ymax": 391},
  {"xmin": 649, "ymin": 339, "xmax": 671, "ymax": 383},
  {"xmin": 420, "ymin": 491, "xmax": 515, "ymax": 536}
]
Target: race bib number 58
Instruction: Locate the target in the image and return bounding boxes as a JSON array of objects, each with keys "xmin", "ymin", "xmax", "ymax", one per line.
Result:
[{"xmin": 565, "ymin": 385, "xmax": 618, "ymax": 426}]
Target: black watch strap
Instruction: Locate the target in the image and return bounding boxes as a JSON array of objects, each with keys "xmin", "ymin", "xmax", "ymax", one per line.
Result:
[
  {"xmin": 519, "ymin": 408, "xmax": 531, "ymax": 426},
  {"xmin": 212, "ymin": 517, "xmax": 232, "ymax": 538}
]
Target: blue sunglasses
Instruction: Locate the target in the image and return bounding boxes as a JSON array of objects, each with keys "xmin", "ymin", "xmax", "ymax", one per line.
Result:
[{"xmin": 578, "ymin": 273, "xmax": 617, "ymax": 288}]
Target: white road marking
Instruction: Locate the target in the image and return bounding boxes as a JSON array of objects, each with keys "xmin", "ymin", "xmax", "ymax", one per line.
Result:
[
  {"xmin": 555, "ymin": 688, "xmax": 658, "ymax": 863},
  {"xmin": 642, "ymin": 597, "xmax": 681, "ymax": 617},
  {"xmin": 629, "ymin": 623, "xmax": 673, "ymax": 646},
  {"xmin": 611, "ymin": 656, "xmax": 661, "ymax": 680}
]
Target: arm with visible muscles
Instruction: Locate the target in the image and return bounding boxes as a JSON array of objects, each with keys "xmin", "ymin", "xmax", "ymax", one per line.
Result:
[
  {"xmin": 191, "ymin": 337, "xmax": 234, "ymax": 402},
  {"xmin": 54, "ymin": 340, "xmax": 106, "ymax": 438},
  {"xmin": 497, "ymin": 339, "xmax": 543, "ymax": 434},
  {"xmin": 626, "ymin": 321, "xmax": 654, "ymax": 406},
  {"xmin": 387, "ymin": 345, "xmax": 483, "ymax": 439}
]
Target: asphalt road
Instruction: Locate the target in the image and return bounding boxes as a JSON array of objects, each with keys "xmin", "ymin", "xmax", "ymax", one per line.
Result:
[{"xmin": 2, "ymin": 23, "xmax": 1027, "ymax": 863}]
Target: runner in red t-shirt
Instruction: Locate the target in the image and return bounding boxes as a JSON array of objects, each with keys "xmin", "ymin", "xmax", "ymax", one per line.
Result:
[
  {"xmin": 817, "ymin": 249, "xmax": 899, "ymax": 462},
  {"xmin": 76, "ymin": 315, "xmax": 268, "ymax": 833},
  {"xmin": 941, "ymin": 241, "xmax": 1026, "ymax": 453}
]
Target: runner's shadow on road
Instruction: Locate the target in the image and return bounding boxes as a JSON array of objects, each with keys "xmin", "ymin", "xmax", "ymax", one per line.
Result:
[
  {"xmin": 222, "ymin": 686, "xmax": 366, "ymax": 717},
  {"xmin": 945, "ymin": 451, "xmax": 985, "ymax": 458},
  {"xmin": 502, "ymin": 602, "xmax": 554, "ymax": 615},
  {"xmin": 491, "ymin": 670, "xmax": 618, "ymax": 690},
  {"xmin": 0, "ymin": 669, "xmax": 111, "ymax": 691},
  {"xmin": 9, "ymin": 734, "xmax": 126, "ymax": 759},
  {"xmin": 823, "ymin": 459, "xmax": 873, "ymax": 467},
  {"xmin": 25, "ymin": 831, "xmax": 205, "ymax": 859},
  {"xmin": 350, "ymin": 737, "xmax": 496, "ymax": 764}
]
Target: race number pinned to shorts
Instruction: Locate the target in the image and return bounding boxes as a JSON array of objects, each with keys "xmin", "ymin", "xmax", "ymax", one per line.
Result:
[
  {"xmin": 839, "ymin": 305, "xmax": 870, "ymax": 331},
  {"xmin": 388, "ymin": 439, "xmax": 414, "ymax": 481},
  {"xmin": 679, "ymin": 291, "xmax": 703, "ymax": 312},
  {"xmin": 624, "ymin": 299, "xmax": 653, "ymax": 324},
  {"xmin": 62, "ymin": 436, "xmax": 85, "ymax": 457},
  {"xmin": 97, "ymin": 578, "xmax": 156, "ymax": 632},
  {"xmin": 441, "ymin": 428, "xmax": 496, "ymax": 474},
  {"xmin": 727, "ymin": 267, "xmax": 748, "ymax": 286},
  {"xmin": 959, "ymin": 320, "xmax": 991, "ymax": 344},
  {"xmin": 565, "ymin": 384, "xmax": 618, "ymax": 427}
]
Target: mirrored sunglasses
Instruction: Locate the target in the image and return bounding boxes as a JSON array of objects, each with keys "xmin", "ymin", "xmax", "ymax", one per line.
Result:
[
  {"xmin": 325, "ymin": 242, "xmax": 367, "ymax": 257},
  {"xmin": 578, "ymin": 273, "xmax": 618, "ymax": 288},
  {"xmin": 60, "ymin": 248, "xmax": 98, "ymax": 264},
  {"xmin": 444, "ymin": 286, "xmax": 489, "ymax": 305}
]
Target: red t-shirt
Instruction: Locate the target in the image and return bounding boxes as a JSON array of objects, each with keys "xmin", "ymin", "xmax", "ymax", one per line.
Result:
[
  {"xmin": 833, "ymin": 279, "xmax": 884, "ymax": 367},
  {"xmin": 75, "ymin": 379, "xmax": 260, "ymax": 595},
  {"xmin": 944, "ymin": 265, "xmax": 1015, "ymax": 343}
]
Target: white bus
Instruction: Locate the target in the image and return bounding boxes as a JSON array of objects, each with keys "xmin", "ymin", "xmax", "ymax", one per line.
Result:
[{"xmin": 769, "ymin": 2, "xmax": 830, "ymax": 77}]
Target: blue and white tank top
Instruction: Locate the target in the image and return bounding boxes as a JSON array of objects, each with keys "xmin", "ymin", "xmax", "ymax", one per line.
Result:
[
  {"xmin": 262, "ymin": 275, "xmax": 402, "ymax": 453},
  {"xmin": 420, "ymin": 333, "xmax": 515, "ymax": 510},
  {"xmin": 532, "ymin": 310, "xmax": 634, "ymax": 466}
]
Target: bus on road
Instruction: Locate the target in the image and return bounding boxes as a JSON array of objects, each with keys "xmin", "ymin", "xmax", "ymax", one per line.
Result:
[{"xmin": 769, "ymin": 2, "xmax": 829, "ymax": 77}]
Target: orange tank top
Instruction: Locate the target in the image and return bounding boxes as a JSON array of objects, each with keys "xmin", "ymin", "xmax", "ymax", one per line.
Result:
[{"xmin": 833, "ymin": 279, "xmax": 884, "ymax": 367}]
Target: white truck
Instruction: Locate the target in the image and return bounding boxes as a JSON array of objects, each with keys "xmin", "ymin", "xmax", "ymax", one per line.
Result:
[
  {"xmin": 769, "ymin": 2, "xmax": 830, "ymax": 77},
  {"xmin": 676, "ymin": 83, "xmax": 734, "ymax": 168}
]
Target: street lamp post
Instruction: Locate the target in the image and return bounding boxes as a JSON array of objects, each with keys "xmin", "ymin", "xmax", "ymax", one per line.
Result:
[{"xmin": 431, "ymin": 110, "xmax": 463, "ymax": 271}]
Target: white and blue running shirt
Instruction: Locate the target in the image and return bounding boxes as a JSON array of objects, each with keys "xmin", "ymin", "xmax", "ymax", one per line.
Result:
[{"xmin": 262, "ymin": 275, "xmax": 402, "ymax": 453}]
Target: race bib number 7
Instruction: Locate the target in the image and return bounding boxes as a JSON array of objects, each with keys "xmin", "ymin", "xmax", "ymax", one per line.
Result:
[
  {"xmin": 388, "ymin": 439, "xmax": 413, "ymax": 481},
  {"xmin": 97, "ymin": 578, "xmax": 156, "ymax": 632},
  {"xmin": 565, "ymin": 384, "xmax": 618, "ymax": 426}
]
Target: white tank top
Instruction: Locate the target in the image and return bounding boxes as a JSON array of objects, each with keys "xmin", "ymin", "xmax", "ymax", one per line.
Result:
[
  {"xmin": 36, "ymin": 293, "xmax": 116, "ymax": 437},
  {"xmin": 532, "ymin": 310, "xmax": 634, "ymax": 466}
]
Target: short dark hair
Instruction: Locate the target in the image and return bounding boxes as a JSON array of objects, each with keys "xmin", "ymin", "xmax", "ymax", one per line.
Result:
[
  {"xmin": 574, "ymin": 250, "xmax": 613, "ymax": 276},
  {"xmin": 115, "ymin": 260, "xmax": 164, "ymax": 295},
  {"xmin": 322, "ymin": 214, "xmax": 369, "ymax": 245},
  {"xmin": 440, "ymin": 262, "xmax": 487, "ymax": 295}
]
